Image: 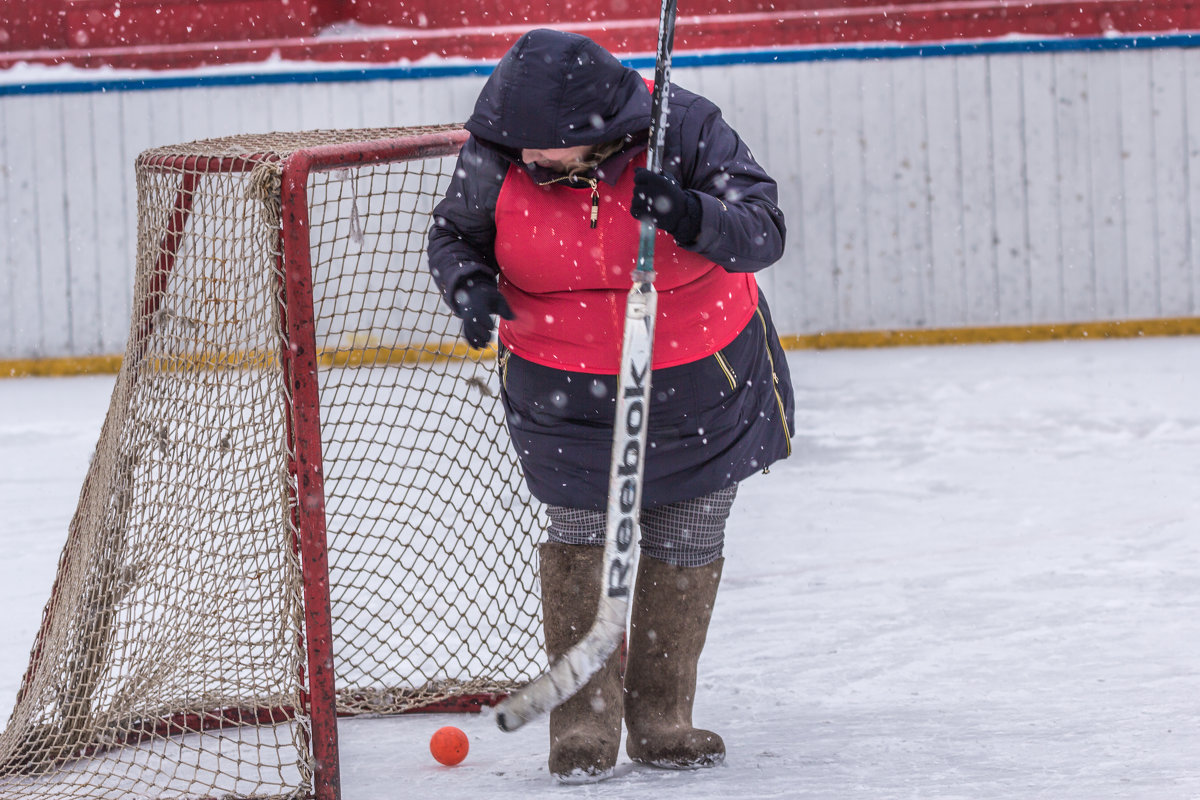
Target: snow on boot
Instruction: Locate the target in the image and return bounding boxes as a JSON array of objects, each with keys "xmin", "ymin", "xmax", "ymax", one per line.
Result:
[
  {"xmin": 538, "ymin": 542, "xmax": 623, "ymax": 782},
  {"xmin": 624, "ymin": 555, "xmax": 725, "ymax": 769}
]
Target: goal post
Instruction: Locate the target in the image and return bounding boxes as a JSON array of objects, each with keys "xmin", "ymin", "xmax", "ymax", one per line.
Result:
[{"xmin": 0, "ymin": 125, "xmax": 546, "ymax": 799}]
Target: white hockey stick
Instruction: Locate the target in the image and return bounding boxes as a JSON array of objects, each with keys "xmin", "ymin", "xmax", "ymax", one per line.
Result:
[{"xmin": 494, "ymin": 0, "xmax": 678, "ymax": 733}]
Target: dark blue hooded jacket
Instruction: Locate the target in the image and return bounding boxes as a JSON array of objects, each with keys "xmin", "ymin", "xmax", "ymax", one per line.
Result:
[{"xmin": 427, "ymin": 29, "xmax": 794, "ymax": 509}]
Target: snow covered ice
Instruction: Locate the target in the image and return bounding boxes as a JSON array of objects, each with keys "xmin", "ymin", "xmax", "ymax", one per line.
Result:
[{"xmin": 1, "ymin": 337, "xmax": 1198, "ymax": 799}]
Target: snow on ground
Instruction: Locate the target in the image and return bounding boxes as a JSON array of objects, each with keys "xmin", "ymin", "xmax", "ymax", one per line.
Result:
[{"xmin": 1, "ymin": 337, "xmax": 1198, "ymax": 799}]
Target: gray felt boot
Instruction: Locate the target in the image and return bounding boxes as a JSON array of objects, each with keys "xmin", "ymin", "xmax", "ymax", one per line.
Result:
[
  {"xmin": 624, "ymin": 555, "xmax": 726, "ymax": 769},
  {"xmin": 539, "ymin": 542, "xmax": 623, "ymax": 782}
]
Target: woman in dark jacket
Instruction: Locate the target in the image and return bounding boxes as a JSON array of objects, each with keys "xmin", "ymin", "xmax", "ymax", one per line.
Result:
[{"xmin": 427, "ymin": 28, "xmax": 794, "ymax": 783}]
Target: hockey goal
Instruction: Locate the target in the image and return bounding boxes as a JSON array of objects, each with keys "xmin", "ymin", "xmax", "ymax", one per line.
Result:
[{"xmin": 0, "ymin": 125, "xmax": 545, "ymax": 799}]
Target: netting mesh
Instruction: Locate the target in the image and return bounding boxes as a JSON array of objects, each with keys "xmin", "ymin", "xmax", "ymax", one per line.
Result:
[{"xmin": 0, "ymin": 126, "xmax": 546, "ymax": 799}]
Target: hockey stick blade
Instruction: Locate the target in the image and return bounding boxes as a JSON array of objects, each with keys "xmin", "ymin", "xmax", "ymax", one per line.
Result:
[{"xmin": 494, "ymin": 600, "xmax": 627, "ymax": 732}]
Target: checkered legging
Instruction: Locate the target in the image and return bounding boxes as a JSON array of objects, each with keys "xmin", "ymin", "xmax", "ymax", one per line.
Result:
[{"xmin": 545, "ymin": 485, "xmax": 738, "ymax": 568}]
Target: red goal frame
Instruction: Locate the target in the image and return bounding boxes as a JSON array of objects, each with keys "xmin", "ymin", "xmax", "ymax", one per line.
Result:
[{"xmin": 103, "ymin": 126, "xmax": 470, "ymax": 800}]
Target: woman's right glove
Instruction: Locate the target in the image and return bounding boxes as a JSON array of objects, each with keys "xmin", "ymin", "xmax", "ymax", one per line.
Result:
[
  {"xmin": 631, "ymin": 168, "xmax": 702, "ymax": 245},
  {"xmin": 452, "ymin": 278, "xmax": 514, "ymax": 349}
]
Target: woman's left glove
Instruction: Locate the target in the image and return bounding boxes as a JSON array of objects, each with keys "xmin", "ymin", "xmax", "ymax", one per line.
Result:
[
  {"xmin": 631, "ymin": 168, "xmax": 702, "ymax": 245},
  {"xmin": 452, "ymin": 277, "xmax": 514, "ymax": 349}
]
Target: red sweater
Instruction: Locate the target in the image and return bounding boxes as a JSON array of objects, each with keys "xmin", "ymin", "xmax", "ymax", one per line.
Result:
[{"xmin": 494, "ymin": 153, "xmax": 759, "ymax": 374}]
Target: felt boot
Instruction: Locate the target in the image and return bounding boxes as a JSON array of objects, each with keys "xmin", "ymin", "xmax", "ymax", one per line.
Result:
[
  {"xmin": 624, "ymin": 556, "xmax": 726, "ymax": 769},
  {"xmin": 539, "ymin": 542, "xmax": 623, "ymax": 782}
]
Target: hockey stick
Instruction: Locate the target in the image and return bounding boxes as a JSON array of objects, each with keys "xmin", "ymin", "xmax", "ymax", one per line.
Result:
[{"xmin": 494, "ymin": 1, "xmax": 679, "ymax": 734}]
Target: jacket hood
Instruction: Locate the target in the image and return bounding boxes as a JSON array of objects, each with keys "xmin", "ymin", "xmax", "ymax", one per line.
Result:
[{"xmin": 465, "ymin": 29, "xmax": 652, "ymax": 150}]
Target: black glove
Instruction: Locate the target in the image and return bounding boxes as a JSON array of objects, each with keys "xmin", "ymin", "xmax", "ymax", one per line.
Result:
[
  {"xmin": 630, "ymin": 168, "xmax": 702, "ymax": 245},
  {"xmin": 452, "ymin": 278, "xmax": 514, "ymax": 349}
]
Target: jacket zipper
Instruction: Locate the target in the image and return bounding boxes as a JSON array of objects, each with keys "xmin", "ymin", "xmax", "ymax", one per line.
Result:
[
  {"xmin": 756, "ymin": 308, "xmax": 792, "ymax": 458},
  {"xmin": 537, "ymin": 174, "xmax": 600, "ymax": 228},
  {"xmin": 713, "ymin": 351, "xmax": 737, "ymax": 391},
  {"xmin": 499, "ymin": 349, "xmax": 512, "ymax": 393}
]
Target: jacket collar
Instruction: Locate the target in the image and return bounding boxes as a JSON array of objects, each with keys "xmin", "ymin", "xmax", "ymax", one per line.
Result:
[{"xmin": 515, "ymin": 134, "xmax": 648, "ymax": 187}]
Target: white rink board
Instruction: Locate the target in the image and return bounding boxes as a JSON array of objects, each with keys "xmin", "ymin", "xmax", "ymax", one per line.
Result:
[{"xmin": 3, "ymin": 40, "xmax": 1200, "ymax": 360}]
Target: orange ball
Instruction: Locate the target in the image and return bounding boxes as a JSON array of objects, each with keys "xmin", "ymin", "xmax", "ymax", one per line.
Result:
[{"xmin": 430, "ymin": 725, "xmax": 469, "ymax": 766}]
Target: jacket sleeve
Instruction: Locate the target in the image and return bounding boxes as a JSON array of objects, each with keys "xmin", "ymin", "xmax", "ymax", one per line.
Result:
[
  {"xmin": 669, "ymin": 89, "xmax": 786, "ymax": 273},
  {"xmin": 426, "ymin": 137, "xmax": 508, "ymax": 313}
]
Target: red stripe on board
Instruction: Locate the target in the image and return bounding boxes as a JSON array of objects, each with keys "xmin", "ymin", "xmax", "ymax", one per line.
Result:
[{"xmin": 2, "ymin": 1, "xmax": 1199, "ymax": 71}]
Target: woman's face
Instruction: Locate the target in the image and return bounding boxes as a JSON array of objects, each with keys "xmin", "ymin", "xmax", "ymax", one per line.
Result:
[{"xmin": 521, "ymin": 145, "xmax": 593, "ymax": 173}]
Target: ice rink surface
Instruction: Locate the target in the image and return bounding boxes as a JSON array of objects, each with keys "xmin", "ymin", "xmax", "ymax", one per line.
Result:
[{"xmin": 1, "ymin": 337, "xmax": 1198, "ymax": 799}]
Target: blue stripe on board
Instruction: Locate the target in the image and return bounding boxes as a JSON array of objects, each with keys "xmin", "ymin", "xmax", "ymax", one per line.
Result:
[
  {"xmin": 0, "ymin": 62, "xmax": 497, "ymax": 96},
  {"xmin": 2, "ymin": 32, "xmax": 1199, "ymax": 97}
]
